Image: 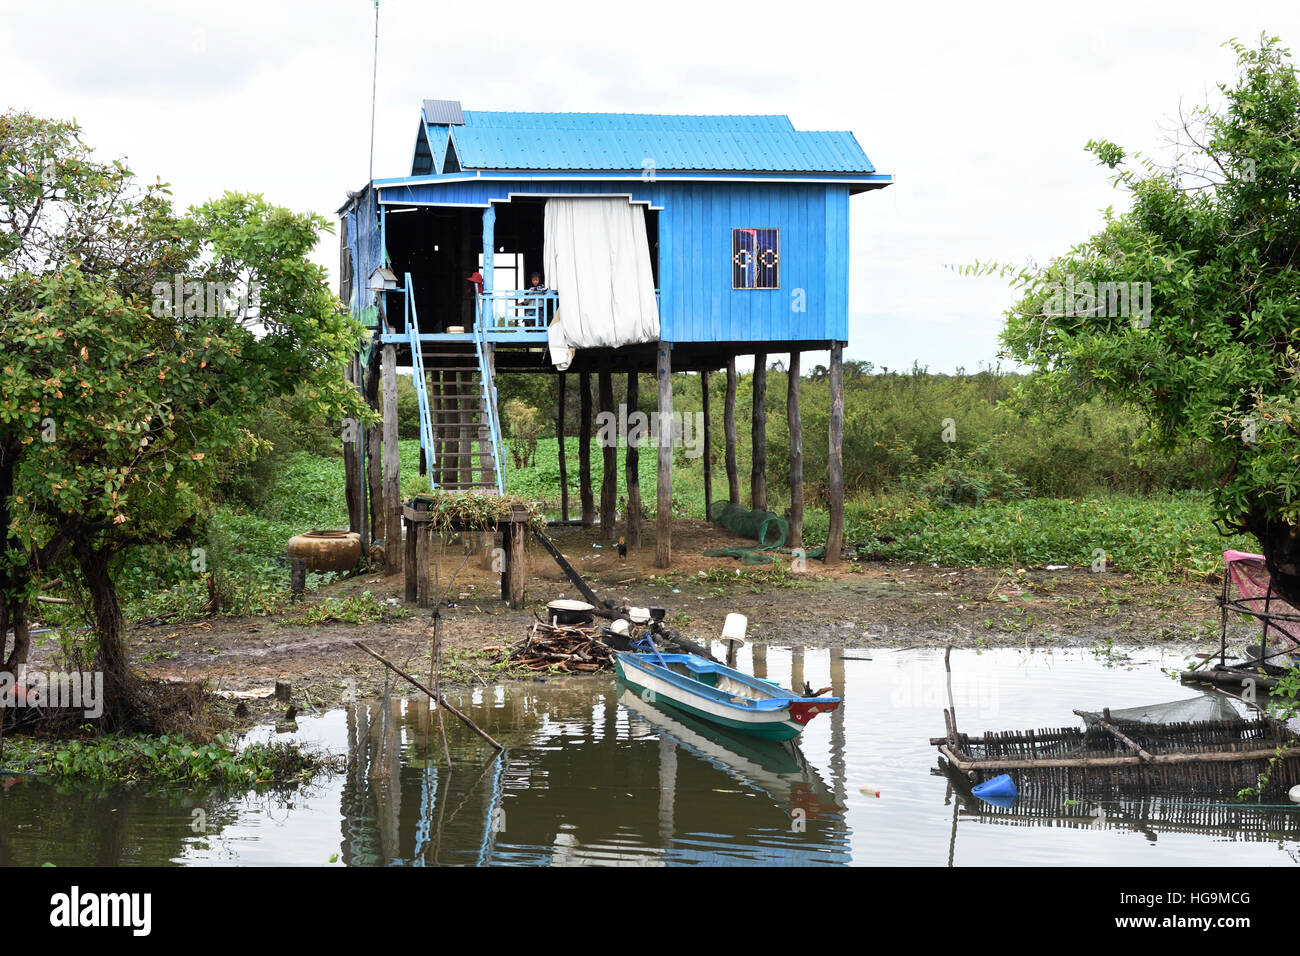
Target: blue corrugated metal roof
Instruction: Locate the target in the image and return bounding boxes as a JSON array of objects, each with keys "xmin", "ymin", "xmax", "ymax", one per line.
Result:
[{"xmin": 422, "ymin": 109, "xmax": 875, "ymax": 174}]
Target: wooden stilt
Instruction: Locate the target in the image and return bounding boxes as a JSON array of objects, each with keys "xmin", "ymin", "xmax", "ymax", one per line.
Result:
[
  {"xmin": 787, "ymin": 351, "xmax": 803, "ymax": 551},
  {"xmin": 404, "ymin": 519, "xmax": 418, "ymax": 603},
  {"xmin": 701, "ymin": 369, "xmax": 713, "ymax": 519},
  {"xmin": 579, "ymin": 371, "xmax": 595, "ymax": 526},
  {"xmin": 502, "ymin": 522, "xmax": 527, "ymax": 609},
  {"xmin": 557, "ymin": 372, "xmax": 569, "ymax": 522},
  {"xmin": 599, "ymin": 370, "xmax": 617, "ymax": 540},
  {"xmin": 724, "ymin": 357, "xmax": 740, "ymax": 504},
  {"xmin": 344, "ymin": 355, "xmax": 364, "ymax": 536},
  {"xmin": 626, "ymin": 371, "xmax": 642, "ymax": 548},
  {"xmin": 366, "ymin": 422, "xmax": 382, "ymax": 545},
  {"xmin": 382, "ymin": 343, "xmax": 403, "ymax": 575},
  {"xmin": 656, "ymin": 344, "xmax": 673, "ymax": 568},
  {"xmin": 363, "ymin": 349, "xmax": 381, "ymax": 551},
  {"xmin": 416, "ymin": 523, "xmax": 432, "ymax": 608},
  {"xmin": 826, "ymin": 342, "xmax": 844, "ymax": 566},
  {"xmin": 751, "ymin": 353, "xmax": 767, "ymax": 512}
]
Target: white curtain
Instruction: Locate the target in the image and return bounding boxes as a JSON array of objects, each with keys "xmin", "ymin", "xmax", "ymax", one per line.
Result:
[{"xmin": 543, "ymin": 198, "xmax": 660, "ymax": 355}]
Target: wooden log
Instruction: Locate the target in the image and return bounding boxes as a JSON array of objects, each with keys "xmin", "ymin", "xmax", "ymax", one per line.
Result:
[
  {"xmin": 751, "ymin": 353, "xmax": 767, "ymax": 511},
  {"xmin": 701, "ymin": 369, "xmax": 713, "ymax": 519},
  {"xmin": 825, "ymin": 342, "xmax": 844, "ymax": 566},
  {"xmin": 579, "ymin": 371, "xmax": 595, "ymax": 526},
  {"xmin": 557, "ymin": 372, "xmax": 569, "ymax": 522},
  {"xmin": 724, "ymin": 357, "xmax": 740, "ymax": 504},
  {"xmin": 599, "ymin": 369, "xmax": 617, "ymax": 540},
  {"xmin": 936, "ymin": 742, "xmax": 1295, "ymax": 772},
  {"xmin": 382, "ymin": 343, "xmax": 403, "ymax": 575},
  {"xmin": 626, "ymin": 371, "xmax": 642, "ymax": 548},
  {"xmin": 1075, "ymin": 709, "xmax": 1154, "ymax": 762},
  {"xmin": 787, "ymin": 351, "xmax": 803, "ymax": 551},
  {"xmin": 656, "ymin": 344, "xmax": 673, "ymax": 568},
  {"xmin": 503, "ymin": 522, "xmax": 527, "ymax": 609}
]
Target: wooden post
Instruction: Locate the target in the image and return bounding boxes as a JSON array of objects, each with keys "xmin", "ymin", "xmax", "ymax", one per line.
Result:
[
  {"xmin": 558, "ymin": 372, "xmax": 569, "ymax": 522},
  {"xmin": 751, "ymin": 353, "xmax": 767, "ymax": 512},
  {"xmin": 416, "ymin": 523, "xmax": 432, "ymax": 608},
  {"xmin": 363, "ymin": 350, "xmax": 381, "ymax": 550},
  {"xmin": 579, "ymin": 371, "xmax": 595, "ymax": 526},
  {"xmin": 502, "ymin": 521, "xmax": 526, "ymax": 609},
  {"xmin": 599, "ymin": 370, "xmax": 617, "ymax": 540},
  {"xmin": 344, "ymin": 355, "xmax": 364, "ymax": 536},
  {"xmin": 701, "ymin": 370, "xmax": 713, "ymax": 519},
  {"xmin": 787, "ymin": 351, "xmax": 803, "ymax": 551},
  {"xmin": 626, "ymin": 371, "xmax": 642, "ymax": 548},
  {"xmin": 724, "ymin": 357, "xmax": 740, "ymax": 504},
  {"xmin": 382, "ymin": 342, "xmax": 403, "ymax": 575},
  {"xmin": 826, "ymin": 342, "xmax": 844, "ymax": 566},
  {"xmin": 656, "ymin": 344, "xmax": 673, "ymax": 568},
  {"xmin": 404, "ymin": 517, "xmax": 418, "ymax": 603},
  {"xmin": 366, "ymin": 423, "xmax": 382, "ymax": 544}
]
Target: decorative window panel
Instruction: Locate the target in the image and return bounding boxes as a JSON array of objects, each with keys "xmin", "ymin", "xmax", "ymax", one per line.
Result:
[{"xmin": 732, "ymin": 228, "xmax": 780, "ymax": 289}]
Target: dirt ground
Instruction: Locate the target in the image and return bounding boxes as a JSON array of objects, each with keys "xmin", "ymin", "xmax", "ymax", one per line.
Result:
[{"xmin": 39, "ymin": 519, "xmax": 1233, "ymax": 724}]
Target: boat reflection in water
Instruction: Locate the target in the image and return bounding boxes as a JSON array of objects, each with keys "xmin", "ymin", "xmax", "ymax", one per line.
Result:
[
  {"xmin": 335, "ymin": 677, "xmax": 850, "ymax": 866},
  {"xmin": 616, "ymin": 687, "xmax": 843, "ymax": 824}
]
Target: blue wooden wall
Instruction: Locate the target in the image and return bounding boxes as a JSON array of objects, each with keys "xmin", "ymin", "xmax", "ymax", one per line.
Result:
[{"xmin": 377, "ymin": 178, "xmax": 851, "ymax": 344}]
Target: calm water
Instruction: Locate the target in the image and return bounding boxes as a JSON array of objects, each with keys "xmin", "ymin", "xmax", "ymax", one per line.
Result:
[{"xmin": 3, "ymin": 645, "xmax": 1299, "ymax": 866}]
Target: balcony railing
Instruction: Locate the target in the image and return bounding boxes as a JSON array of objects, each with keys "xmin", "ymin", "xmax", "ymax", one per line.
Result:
[
  {"xmin": 473, "ymin": 289, "xmax": 660, "ymax": 342},
  {"xmin": 475, "ymin": 289, "xmax": 557, "ymax": 338}
]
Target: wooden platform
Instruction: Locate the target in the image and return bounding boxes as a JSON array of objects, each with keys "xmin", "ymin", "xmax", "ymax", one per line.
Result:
[{"xmin": 402, "ymin": 500, "xmax": 532, "ymax": 609}]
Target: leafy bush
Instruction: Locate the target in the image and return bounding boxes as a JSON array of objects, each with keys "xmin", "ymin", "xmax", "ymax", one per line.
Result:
[{"xmin": 913, "ymin": 444, "xmax": 1029, "ymax": 508}]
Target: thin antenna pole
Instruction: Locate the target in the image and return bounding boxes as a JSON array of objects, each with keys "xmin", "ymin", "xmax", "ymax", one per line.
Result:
[{"xmin": 368, "ymin": 0, "xmax": 380, "ymax": 187}]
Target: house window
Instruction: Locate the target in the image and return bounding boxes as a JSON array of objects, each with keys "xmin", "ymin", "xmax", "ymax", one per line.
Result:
[{"xmin": 732, "ymin": 228, "xmax": 780, "ymax": 289}]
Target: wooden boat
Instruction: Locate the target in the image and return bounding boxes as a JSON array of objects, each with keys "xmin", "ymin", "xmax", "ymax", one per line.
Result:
[{"xmin": 613, "ymin": 651, "xmax": 839, "ymax": 741}]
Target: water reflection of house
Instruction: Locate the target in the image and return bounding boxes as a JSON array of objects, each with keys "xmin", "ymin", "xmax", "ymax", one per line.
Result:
[{"xmin": 336, "ymin": 677, "xmax": 851, "ymax": 866}]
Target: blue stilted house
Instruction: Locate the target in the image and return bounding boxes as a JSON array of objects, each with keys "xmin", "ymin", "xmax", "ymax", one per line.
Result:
[{"xmin": 339, "ymin": 99, "xmax": 890, "ymax": 573}]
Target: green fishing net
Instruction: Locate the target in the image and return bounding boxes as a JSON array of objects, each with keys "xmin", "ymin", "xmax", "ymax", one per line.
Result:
[
  {"xmin": 704, "ymin": 502, "xmax": 825, "ymax": 564},
  {"xmin": 707, "ymin": 501, "xmax": 789, "ymax": 547}
]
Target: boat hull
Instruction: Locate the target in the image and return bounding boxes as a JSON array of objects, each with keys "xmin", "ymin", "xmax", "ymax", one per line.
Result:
[{"xmin": 614, "ymin": 653, "xmax": 838, "ymax": 741}]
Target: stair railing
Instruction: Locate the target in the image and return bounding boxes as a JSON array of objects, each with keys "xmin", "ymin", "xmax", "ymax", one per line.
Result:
[
  {"xmin": 473, "ymin": 296, "xmax": 506, "ymax": 494},
  {"xmin": 405, "ymin": 273, "xmax": 437, "ymax": 490}
]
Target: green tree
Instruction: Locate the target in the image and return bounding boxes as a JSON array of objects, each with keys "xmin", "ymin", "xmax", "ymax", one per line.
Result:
[
  {"xmin": 1, "ymin": 113, "xmax": 367, "ymax": 725},
  {"xmin": 999, "ymin": 36, "xmax": 1300, "ymax": 603}
]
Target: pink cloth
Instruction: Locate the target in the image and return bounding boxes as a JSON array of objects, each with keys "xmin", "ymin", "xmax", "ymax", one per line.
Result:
[{"xmin": 1224, "ymin": 550, "xmax": 1300, "ymax": 646}]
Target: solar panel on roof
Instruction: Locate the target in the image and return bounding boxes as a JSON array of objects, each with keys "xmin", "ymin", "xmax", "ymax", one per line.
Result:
[{"xmin": 422, "ymin": 99, "xmax": 464, "ymax": 125}]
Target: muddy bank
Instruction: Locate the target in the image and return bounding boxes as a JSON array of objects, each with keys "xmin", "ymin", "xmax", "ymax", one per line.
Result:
[{"xmin": 26, "ymin": 520, "xmax": 1236, "ymax": 724}]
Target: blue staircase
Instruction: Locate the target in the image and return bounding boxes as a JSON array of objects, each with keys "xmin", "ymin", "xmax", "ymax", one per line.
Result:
[{"xmin": 405, "ymin": 273, "xmax": 504, "ymax": 494}]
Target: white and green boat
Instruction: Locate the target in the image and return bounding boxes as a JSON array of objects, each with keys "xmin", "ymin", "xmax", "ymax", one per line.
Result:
[{"xmin": 614, "ymin": 651, "xmax": 840, "ymax": 742}]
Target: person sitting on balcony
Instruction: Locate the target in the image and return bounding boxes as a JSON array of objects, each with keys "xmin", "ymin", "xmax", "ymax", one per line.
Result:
[{"xmin": 522, "ymin": 271, "xmax": 549, "ymax": 326}]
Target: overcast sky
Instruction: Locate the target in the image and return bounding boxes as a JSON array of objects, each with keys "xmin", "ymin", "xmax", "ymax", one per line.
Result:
[{"xmin": 4, "ymin": 0, "xmax": 1297, "ymax": 372}]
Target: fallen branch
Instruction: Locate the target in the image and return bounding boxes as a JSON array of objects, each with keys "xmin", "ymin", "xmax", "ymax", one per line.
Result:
[{"xmin": 353, "ymin": 641, "xmax": 503, "ymax": 752}]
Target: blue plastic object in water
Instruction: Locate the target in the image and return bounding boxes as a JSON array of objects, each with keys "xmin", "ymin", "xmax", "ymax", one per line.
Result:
[{"xmin": 971, "ymin": 774, "xmax": 1018, "ymax": 808}]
